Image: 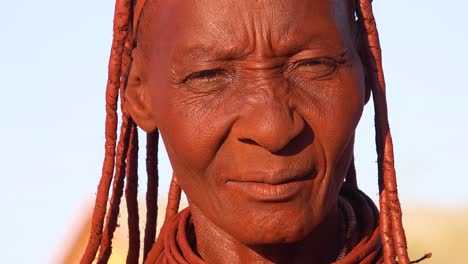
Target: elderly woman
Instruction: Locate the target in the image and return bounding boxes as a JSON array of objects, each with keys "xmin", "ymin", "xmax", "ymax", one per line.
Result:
[{"xmin": 80, "ymin": 0, "xmax": 426, "ymax": 263}]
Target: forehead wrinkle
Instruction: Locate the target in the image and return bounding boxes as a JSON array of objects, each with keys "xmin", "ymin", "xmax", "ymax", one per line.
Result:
[
  {"xmin": 175, "ymin": 43, "xmax": 246, "ymax": 63},
  {"xmin": 168, "ymin": 0, "xmax": 254, "ymax": 62},
  {"xmin": 273, "ymin": 0, "xmax": 352, "ymax": 56},
  {"xmin": 233, "ymin": 0, "xmax": 299, "ymax": 57},
  {"xmin": 167, "ymin": 0, "xmax": 300, "ymax": 60},
  {"xmin": 142, "ymin": 0, "xmax": 354, "ymax": 63},
  {"xmin": 233, "ymin": 0, "xmax": 349, "ymax": 57}
]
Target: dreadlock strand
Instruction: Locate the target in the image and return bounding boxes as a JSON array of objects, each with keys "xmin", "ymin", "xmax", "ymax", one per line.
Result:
[
  {"xmin": 382, "ymin": 136, "xmax": 409, "ymax": 264},
  {"xmin": 354, "ymin": 3, "xmax": 396, "ymax": 263},
  {"xmin": 119, "ymin": 15, "xmax": 135, "ymax": 111},
  {"xmin": 357, "ymin": 0, "xmax": 410, "ymax": 263},
  {"xmin": 142, "ymin": 175, "xmax": 182, "ymax": 264},
  {"xmin": 113, "ymin": 11, "xmax": 139, "ymax": 262},
  {"xmin": 380, "ymin": 190, "xmax": 396, "ymax": 263},
  {"xmin": 144, "ymin": 131, "xmax": 160, "ymax": 261},
  {"xmin": 118, "ymin": 1, "xmax": 162, "ymax": 261},
  {"xmin": 133, "ymin": 0, "xmax": 147, "ymax": 36},
  {"xmin": 97, "ymin": 115, "xmax": 133, "ymax": 263},
  {"xmin": 98, "ymin": 1, "xmax": 137, "ymax": 259},
  {"xmin": 80, "ymin": 0, "xmax": 133, "ymax": 263},
  {"xmin": 374, "ymin": 114, "xmax": 395, "ymax": 263},
  {"xmin": 126, "ymin": 122, "xmax": 140, "ymax": 263},
  {"xmin": 165, "ymin": 175, "xmax": 182, "ymax": 222}
]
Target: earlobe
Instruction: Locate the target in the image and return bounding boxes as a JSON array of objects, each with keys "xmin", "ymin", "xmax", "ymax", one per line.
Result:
[{"xmin": 124, "ymin": 55, "xmax": 158, "ymax": 132}]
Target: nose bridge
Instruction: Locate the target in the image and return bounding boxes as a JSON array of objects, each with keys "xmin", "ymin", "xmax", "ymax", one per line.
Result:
[
  {"xmin": 245, "ymin": 62, "xmax": 289, "ymax": 97},
  {"xmin": 233, "ymin": 78, "xmax": 305, "ymax": 153}
]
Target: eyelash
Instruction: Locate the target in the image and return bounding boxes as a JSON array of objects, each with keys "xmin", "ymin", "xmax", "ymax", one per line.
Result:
[
  {"xmin": 185, "ymin": 69, "xmax": 227, "ymax": 82},
  {"xmin": 292, "ymin": 55, "xmax": 348, "ymax": 79},
  {"xmin": 296, "ymin": 57, "xmax": 335, "ymax": 67}
]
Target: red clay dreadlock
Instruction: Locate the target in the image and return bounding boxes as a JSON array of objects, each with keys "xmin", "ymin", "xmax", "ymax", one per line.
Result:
[{"xmin": 80, "ymin": 0, "xmax": 429, "ymax": 263}]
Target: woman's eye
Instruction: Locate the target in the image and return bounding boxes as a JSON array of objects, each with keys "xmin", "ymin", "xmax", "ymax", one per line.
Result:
[
  {"xmin": 188, "ymin": 69, "xmax": 226, "ymax": 81},
  {"xmin": 183, "ymin": 69, "xmax": 231, "ymax": 93},
  {"xmin": 294, "ymin": 58, "xmax": 338, "ymax": 78}
]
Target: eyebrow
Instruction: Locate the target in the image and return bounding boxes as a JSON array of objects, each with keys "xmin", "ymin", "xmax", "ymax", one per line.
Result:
[
  {"xmin": 174, "ymin": 33, "xmax": 346, "ymax": 63},
  {"xmin": 275, "ymin": 33, "xmax": 347, "ymax": 56},
  {"xmin": 175, "ymin": 42, "xmax": 247, "ymax": 62}
]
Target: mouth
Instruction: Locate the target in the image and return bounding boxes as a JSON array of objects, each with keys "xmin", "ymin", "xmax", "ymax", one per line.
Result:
[{"xmin": 225, "ymin": 170, "xmax": 315, "ymax": 202}]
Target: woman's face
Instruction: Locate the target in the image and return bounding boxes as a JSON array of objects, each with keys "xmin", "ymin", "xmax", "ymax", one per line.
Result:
[{"xmin": 135, "ymin": 0, "xmax": 366, "ymax": 245}]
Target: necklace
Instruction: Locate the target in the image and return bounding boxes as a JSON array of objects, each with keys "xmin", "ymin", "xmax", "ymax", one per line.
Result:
[{"xmin": 336, "ymin": 196, "xmax": 358, "ymax": 260}]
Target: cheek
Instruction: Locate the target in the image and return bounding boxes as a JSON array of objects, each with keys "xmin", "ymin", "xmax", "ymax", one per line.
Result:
[
  {"xmin": 330, "ymin": 67, "xmax": 365, "ymax": 150},
  {"xmin": 324, "ymin": 86, "xmax": 363, "ymax": 150},
  {"xmin": 154, "ymin": 97, "xmax": 214, "ymax": 173},
  {"xmin": 151, "ymin": 81, "xmax": 238, "ymax": 184},
  {"xmin": 294, "ymin": 65, "xmax": 364, "ymax": 199}
]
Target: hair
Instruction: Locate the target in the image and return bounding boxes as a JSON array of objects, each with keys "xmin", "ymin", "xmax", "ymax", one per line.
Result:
[{"xmin": 79, "ymin": 0, "xmax": 430, "ymax": 263}]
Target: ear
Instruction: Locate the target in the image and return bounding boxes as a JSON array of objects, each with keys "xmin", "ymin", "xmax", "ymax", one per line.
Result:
[{"xmin": 124, "ymin": 51, "xmax": 158, "ymax": 132}]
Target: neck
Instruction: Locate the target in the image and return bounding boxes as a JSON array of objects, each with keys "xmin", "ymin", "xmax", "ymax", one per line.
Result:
[{"xmin": 190, "ymin": 204, "xmax": 342, "ymax": 264}]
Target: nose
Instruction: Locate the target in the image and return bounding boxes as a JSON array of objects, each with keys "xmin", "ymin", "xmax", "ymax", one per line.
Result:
[{"xmin": 232, "ymin": 91, "xmax": 305, "ymax": 153}]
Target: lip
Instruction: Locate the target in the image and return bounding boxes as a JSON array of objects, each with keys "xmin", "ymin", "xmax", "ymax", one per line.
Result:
[{"xmin": 225, "ymin": 170, "xmax": 315, "ymax": 202}]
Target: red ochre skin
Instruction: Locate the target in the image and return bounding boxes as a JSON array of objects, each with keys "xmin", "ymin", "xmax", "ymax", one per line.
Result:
[
  {"xmin": 125, "ymin": 0, "xmax": 368, "ymax": 263},
  {"xmin": 77, "ymin": 0, "xmax": 429, "ymax": 262}
]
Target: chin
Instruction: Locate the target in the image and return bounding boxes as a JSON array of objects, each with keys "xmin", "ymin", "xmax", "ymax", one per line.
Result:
[{"xmin": 225, "ymin": 202, "xmax": 321, "ymax": 246}]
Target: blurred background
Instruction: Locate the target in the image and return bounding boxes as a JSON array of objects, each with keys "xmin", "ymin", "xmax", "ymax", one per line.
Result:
[{"xmin": 0, "ymin": 0, "xmax": 466, "ymax": 263}]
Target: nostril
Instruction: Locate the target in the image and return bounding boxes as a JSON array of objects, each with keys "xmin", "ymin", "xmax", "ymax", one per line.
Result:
[
  {"xmin": 236, "ymin": 111, "xmax": 307, "ymax": 153},
  {"xmin": 239, "ymin": 138, "xmax": 258, "ymax": 146}
]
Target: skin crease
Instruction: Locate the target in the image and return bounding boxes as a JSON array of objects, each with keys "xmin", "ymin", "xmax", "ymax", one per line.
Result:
[{"xmin": 126, "ymin": 0, "xmax": 370, "ymax": 263}]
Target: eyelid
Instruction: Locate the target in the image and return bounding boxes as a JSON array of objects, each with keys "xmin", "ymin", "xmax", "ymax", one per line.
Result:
[
  {"xmin": 291, "ymin": 49, "xmax": 350, "ymax": 65},
  {"xmin": 286, "ymin": 50, "xmax": 350, "ymax": 81},
  {"xmin": 185, "ymin": 68, "xmax": 227, "ymax": 82},
  {"xmin": 178, "ymin": 60, "xmax": 234, "ymax": 83},
  {"xmin": 294, "ymin": 57, "xmax": 336, "ymax": 69},
  {"xmin": 180, "ymin": 67, "xmax": 234, "ymax": 94}
]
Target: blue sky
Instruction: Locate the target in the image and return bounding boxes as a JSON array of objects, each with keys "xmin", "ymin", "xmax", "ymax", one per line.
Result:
[{"xmin": 0, "ymin": 0, "xmax": 466, "ymax": 263}]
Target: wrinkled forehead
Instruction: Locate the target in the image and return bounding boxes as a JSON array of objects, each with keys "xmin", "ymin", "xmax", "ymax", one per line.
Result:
[{"xmin": 137, "ymin": 0, "xmax": 354, "ymax": 58}]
